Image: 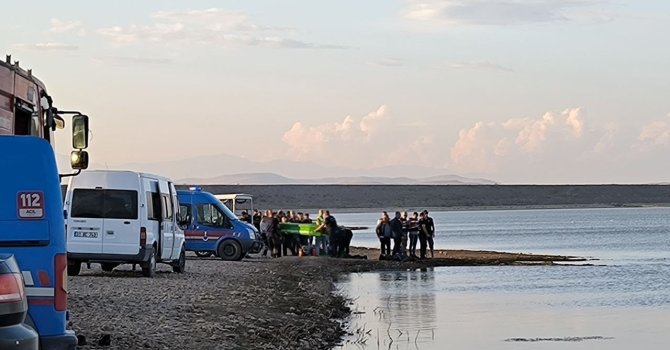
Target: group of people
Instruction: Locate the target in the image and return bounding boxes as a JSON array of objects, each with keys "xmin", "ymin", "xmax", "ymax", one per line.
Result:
[
  {"xmin": 251, "ymin": 209, "xmax": 352, "ymax": 258},
  {"xmin": 375, "ymin": 210, "xmax": 435, "ymax": 259}
]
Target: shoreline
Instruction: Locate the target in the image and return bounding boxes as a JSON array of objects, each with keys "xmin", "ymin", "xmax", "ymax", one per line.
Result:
[
  {"xmin": 294, "ymin": 203, "xmax": 670, "ymax": 214},
  {"xmin": 69, "ymin": 248, "xmax": 584, "ymax": 350}
]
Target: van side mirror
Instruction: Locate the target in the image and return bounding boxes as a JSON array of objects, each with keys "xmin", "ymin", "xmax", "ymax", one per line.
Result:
[
  {"xmin": 72, "ymin": 114, "xmax": 89, "ymax": 149},
  {"xmin": 70, "ymin": 150, "xmax": 89, "ymax": 170}
]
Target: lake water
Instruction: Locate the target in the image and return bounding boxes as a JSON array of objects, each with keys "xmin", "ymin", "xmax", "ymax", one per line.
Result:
[{"xmin": 334, "ymin": 207, "xmax": 670, "ymax": 350}]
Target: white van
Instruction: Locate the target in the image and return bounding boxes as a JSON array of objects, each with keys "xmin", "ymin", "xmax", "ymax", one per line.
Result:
[{"xmin": 64, "ymin": 170, "xmax": 186, "ymax": 277}]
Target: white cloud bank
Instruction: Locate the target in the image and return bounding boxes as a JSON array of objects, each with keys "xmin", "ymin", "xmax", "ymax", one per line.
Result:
[
  {"xmin": 97, "ymin": 8, "xmax": 346, "ymax": 49},
  {"xmin": 404, "ymin": 0, "xmax": 612, "ymax": 26},
  {"xmin": 450, "ymin": 108, "xmax": 586, "ymax": 173}
]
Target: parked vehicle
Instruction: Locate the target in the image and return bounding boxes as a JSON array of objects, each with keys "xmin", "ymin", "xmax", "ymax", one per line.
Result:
[
  {"xmin": 178, "ymin": 188, "xmax": 261, "ymax": 260},
  {"xmin": 215, "ymin": 194, "xmax": 254, "ymax": 217},
  {"xmin": 64, "ymin": 170, "xmax": 186, "ymax": 277},
  {"xmin": 0, "ymin": 136, "xmax": 86, "ymax": 350},
  {"xmin": 0, "ymin": 254, "xmax": 39, "ymax": 350}
]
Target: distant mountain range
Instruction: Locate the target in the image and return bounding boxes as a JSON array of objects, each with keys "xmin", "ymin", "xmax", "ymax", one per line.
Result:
[
  {"xmin": 178, "ymin": 173, "xmax": 496, "ymax": 185},
  {"xmin": 57, "ymin": 152, "xmax": 496, "ymax": 185}
]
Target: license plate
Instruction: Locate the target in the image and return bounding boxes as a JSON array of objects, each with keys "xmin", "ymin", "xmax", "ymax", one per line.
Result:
[{"xmin": 74, "ymin": 231, "xmax": 98, "ymax": 238}]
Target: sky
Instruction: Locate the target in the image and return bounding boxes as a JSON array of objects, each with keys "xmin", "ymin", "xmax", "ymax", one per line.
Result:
[{"xmin": 2, "ymin": 0, "xmax": 670, "ymax": 184}]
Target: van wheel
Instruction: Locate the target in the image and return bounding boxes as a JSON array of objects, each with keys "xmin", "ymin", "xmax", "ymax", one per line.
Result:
[
  {"xmin": 142, "ymin": 250, "xmax": 157, "ymax": 278},
  {"xmin": 195, "ymin": 251, "xmax": 213, "ymax": 258},
  {"xmin": 218, "ymin": 240, "xmax": 243, "ymax": 261},
  {"xmin": 101, "ymin": 263, "xmax": 118, "ymax": 272},
  {"xmin": 172, "ymin": 249, "xmax": 186, "ymax": 273},
  {"xmin": 68, "ymin": 261, "xmax": 81, "ymax": 276}
]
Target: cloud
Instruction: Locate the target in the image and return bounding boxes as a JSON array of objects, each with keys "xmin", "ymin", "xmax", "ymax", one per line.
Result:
[
  {"xmin": 94, "ymin": 56, "xmax": 174, "ymax": 66},
  {"xmin": 13, "ymin": 42, "xmax": 79, "ymax": 51},
  {"xmin": 639, "ymin": 118, "xmax": 670, "ymax": 145},
  {"xmin": 449, "ymin": 60, "xmax": 513, "ymax": 72},
  {"xmin": 50, "ymin": 18, "xmax": 85, "ymax": 34},
  {"xmin": 450, "ymin": 107, "xmax": 586, "ymax": 172},
  {"xmin": 373, "ymin": 58, "xmax": 405, "ymax": 67},
  {"xmin": 404, "ymin": 0, "xmax": 609, "ymax": 26},
  {"xmin": 282, "ymin": 105, "xmax": 388, "ymax": 159},
  {"xmin": 97, "ymin": 8, "xmax": 346, "ymax": 49}
]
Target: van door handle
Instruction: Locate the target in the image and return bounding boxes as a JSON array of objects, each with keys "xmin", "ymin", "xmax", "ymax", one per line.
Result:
[
  {"xmin": 106, "ymin": 231, "xmax": 114, "ymax": 235},
  {"xmin": 124, "ymin": 221, "xmax": 131, "ymax": 224}
]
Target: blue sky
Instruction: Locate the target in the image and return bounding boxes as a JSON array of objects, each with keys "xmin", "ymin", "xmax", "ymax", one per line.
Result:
[{"xmin": 2, "ymin": 1, "xmax": 670, "ymax": 183}]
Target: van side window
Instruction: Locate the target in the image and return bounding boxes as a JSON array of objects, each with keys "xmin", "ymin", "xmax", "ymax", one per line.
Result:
[
  {"xmin": 161, "ymin": 195, "xmax": 173, "ymax": 220},
  {"xmin": 178, "ymin": 204, "xmax": 191, "ymax": 225},
  {"xmin": 196, "ymin": 203, "xmax": 229, "ymax": 228},
  {"xmin": 147, "ymin": 192, "xmax": 162, "ymax": 221}
]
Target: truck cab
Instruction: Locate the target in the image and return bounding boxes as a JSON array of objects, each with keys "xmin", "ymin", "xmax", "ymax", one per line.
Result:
[
  {"xmin": 0, "ymin": 136, "xmax": 80, "ymax": 350},
  {"xmin": 178, "ymin": 189, "xmax": 260, "ymax": 260}
]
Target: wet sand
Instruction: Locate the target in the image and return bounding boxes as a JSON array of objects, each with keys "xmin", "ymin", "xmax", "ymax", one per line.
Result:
[{"xmin": 69, "ymin": 248, "xmax": 582, "ymax": 350}]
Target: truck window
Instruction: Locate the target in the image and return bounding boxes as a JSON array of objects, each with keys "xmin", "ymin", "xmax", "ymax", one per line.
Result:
[{"xmin": 71, "ymin": 189, "xmax": 138, "ymax": 219}]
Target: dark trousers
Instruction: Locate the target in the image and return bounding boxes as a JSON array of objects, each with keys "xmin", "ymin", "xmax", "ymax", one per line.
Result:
[
  {"xmin": 329, "ymin": 231, "xmax": 341, "ymax": 257},
  {"xmin": 426, "ymin": 234, "xmax": 434, "ymax": 257},
  {"xmin": 409, "ymin": 233, "xmax": 419, "ymax": 257},
  {"xmin": 379, "ymin": 237, "xmax": 391, "ymax": 255},
  {"xmin": 392, "ymin": 237, "xmax": 402, "ymax": 255},
  {"xmin": 282, "ymin": 234, "xmax": 296, "ymax": 256},
  {"xmin": 418, "ymin": 233, "xmax": 427, "ymax": 258}
]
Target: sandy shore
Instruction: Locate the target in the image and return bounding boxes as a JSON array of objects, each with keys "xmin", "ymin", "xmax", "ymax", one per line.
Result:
[{"xmin": 68, "ymin": 248, "xmax": 584, "ymax": 350}]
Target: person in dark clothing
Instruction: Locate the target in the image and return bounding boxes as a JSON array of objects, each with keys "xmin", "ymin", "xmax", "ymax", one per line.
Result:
[
  {"xmin": 423, "ymin": 210, "xmax": 435, "ymax": 258},
  {"xmin": 390, "ymin": 211, "xmax": 404, "ymax": 256},
  {"xmin": 280, "ymin": 216, "xmax": 297, "ymax": 256},
  {"xmin": 375, "ymin": 212, "xmax": 392, "ymax": 256},
  {"xmin": 418, "ymin": 211, "xmax": 428, "ymax": 259},
  {"xmin": 241, "ymin": 210, "xmax": 252, "ymax": 224},
  {"xmin": 324, "ymin": 210, "xmax": 341, "ymax": 257},
  {"xmin": 252, "ymin": 210, "xmax": 262, "ymax": 231},
  {"xmin": 260, "ymin": 210, "xmax": 280, "ymax": 258},
  {"xmin": 407, "ymin": 212, "xmax": 420, "ymax": 258},
  {"xmin": 341, "ymin": 228, "xmax": 353, "ymax": 256}
]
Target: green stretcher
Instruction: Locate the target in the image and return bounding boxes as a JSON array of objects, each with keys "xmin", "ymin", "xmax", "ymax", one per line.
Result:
[{"xmin": 279, "ymin": 223, "xmax": 323, "ymax": 237}]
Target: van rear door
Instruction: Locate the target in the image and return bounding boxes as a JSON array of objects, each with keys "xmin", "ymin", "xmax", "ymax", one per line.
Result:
[
  {"xmin": 68, "ymin": 189, "xmax": 104, "ymax": 254},
  {"xmin": 101, "ymin": 189, "xmax": 140, "ymax": 255}
]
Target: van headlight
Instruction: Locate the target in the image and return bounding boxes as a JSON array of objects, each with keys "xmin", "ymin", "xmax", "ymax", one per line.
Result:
[{"xmin": 248, "ymin": 229, "xmax": 256, "ymax": 240}]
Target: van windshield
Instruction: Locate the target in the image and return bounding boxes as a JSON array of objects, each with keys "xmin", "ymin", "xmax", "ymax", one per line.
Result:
[
  {"xmin": 215, "ymin": 200, "xmax": 238, "ymax": 222},
  {"xmin": 71, "ymin": 189, "xmax": 138, "ymax": 219}
]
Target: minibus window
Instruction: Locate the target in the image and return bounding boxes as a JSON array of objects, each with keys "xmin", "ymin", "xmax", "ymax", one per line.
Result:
[
  {"xmin": 71, "ymin": 189, "xmax": 137, "ymax": 219},
  {"xmin": 147, "ymin": 192, "xmax": 161, "ymax": 221},
  {"xmin": 71, "ymin": 189, "xmax": 103, "ymax": 218},
  {"xmin": 103, "ymin": 190, "xmax": 138, "ymax": 220}
]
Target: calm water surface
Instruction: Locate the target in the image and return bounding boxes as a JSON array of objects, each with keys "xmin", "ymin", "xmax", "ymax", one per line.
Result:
[{"xmin": 335, "ymin": 207, "xmax": 670, "ymax": 350}]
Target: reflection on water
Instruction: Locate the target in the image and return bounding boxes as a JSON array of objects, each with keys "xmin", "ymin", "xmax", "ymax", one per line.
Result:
[{"xmin": 336, "ymin": 266, "xmax": 670, "ymax": 350}]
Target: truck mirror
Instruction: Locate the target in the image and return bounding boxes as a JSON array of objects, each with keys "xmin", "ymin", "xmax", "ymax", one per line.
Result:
[
  {"xmin": 72, "ymin": 114, "xmax": 89, "ymax": 149},
  {"xmin": 70, "ymin": 150, "xmax": 89, "ymax": 170}
]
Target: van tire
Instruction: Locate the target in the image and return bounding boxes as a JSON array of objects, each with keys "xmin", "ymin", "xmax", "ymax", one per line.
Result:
[
  {"xmin": 142, "ymin": 250, "xmax": 157, "ymax": 277},
  {"xmin": 218, "ymin": 240, "xmax": 243, "ymax": 261},
  {"xmin": 172, "ymin": 249, "xmax": 186, "ymax": 273},
  {"xmin": 100, "ymin": 263, "xmax": 118, "ymax": 272},
  {"xmin": 195, "ymin": 251, "xmax": 213, "ymax": 258},
  {"xmin": 68, "ymin": 261, "xmax": 81, "ymax": 276}
]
